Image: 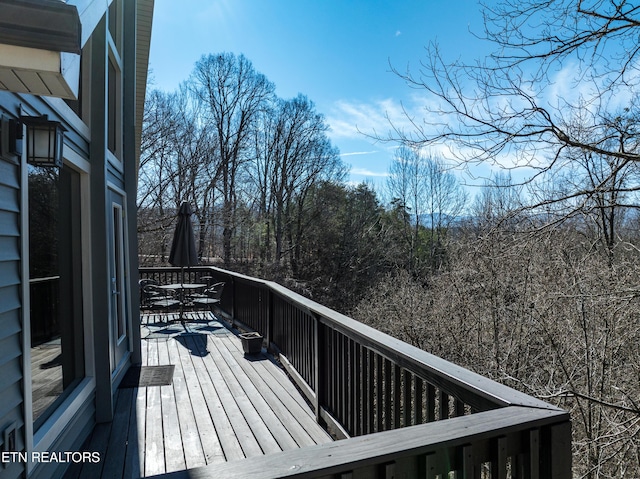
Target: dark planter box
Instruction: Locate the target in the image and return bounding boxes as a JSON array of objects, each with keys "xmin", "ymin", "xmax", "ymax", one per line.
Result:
[{"xmin": 240, "ymin": 332, "xmax": 263, "ymax": 355}]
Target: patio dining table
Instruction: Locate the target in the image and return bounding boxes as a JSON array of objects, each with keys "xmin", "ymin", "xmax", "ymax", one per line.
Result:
[
  {"xmin": 158, "ymin": 283, "xmax": 207, "ymax": 291},
  {"xmin": 158, "ymin": 283, "xmax": 207, "ymax": 323}
]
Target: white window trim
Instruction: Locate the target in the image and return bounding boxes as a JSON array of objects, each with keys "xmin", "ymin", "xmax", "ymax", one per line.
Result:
[
  {"xmin": 107, "ymin": 47, "xmax": 123, "ymax": 165},
  {"xmin": 107, "ymin": 181, "xmax": 134, "ymax": 376}
]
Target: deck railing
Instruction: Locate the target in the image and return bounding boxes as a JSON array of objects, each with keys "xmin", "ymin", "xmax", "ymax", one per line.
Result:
[{"xmin": 139, "ymin": 266, "xmax": 572, "ymax": 478}]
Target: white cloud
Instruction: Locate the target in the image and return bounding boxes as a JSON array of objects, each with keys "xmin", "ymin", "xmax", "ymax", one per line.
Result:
[
  {"xmin": 395, "ymin": 30, "xmax": 402, "ymax": 37},
  {"xmin": 350, "ymin": 167, "xmax": 389, "ymax": 177},
  {"xmin": 326, "ymin": 97, "xmax": 427, "ymax": 141},
  {"xmin": 545, "ymin": 59, "xmax": 640, "ymax": 115},
  {"xmin": 340, "ymin": 150, "xmax": 378, "ymax": 157},
  {"xmin": 325, "ymin": 91, "xmax": 540, "ymax": 176}
]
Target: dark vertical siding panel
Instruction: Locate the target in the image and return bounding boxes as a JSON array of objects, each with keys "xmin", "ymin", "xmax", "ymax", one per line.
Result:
[{"xmin": 0, "ymin": 155, "xmax": 25, "ymax": 479}]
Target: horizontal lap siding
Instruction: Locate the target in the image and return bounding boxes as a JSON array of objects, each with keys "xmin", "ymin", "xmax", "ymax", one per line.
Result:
[{"xmin": 0, "ymin": 155, "xmax": 25, "ymax": 479}]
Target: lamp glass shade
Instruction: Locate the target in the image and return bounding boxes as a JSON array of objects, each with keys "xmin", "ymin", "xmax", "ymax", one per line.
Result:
[{"xmin": 24, "ymin": 118, "xmax": 64, "ymax": 167}]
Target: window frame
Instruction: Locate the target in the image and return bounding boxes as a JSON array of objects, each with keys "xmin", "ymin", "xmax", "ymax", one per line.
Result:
[{"xmin": 21, "ymin": 141, "xmax": 95, "ymax": 474}]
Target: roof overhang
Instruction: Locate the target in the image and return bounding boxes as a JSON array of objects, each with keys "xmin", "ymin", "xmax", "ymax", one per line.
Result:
[
  {"xmin": 0, "ymin": 0, "xmax": 81, "ymax": 99},
  {"xmin": 135, "ymin": 0, "xmax": 155, "ymax": 170}
]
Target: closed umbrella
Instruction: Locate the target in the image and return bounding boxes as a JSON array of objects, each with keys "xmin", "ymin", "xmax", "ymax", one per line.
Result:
[
  {"xmin": 169, "ymin": 201, "xmax": 198, "ymax": 282},
  {"xmin": 169, "ymin": 202, "xmax": 198, "ymax": 324}
]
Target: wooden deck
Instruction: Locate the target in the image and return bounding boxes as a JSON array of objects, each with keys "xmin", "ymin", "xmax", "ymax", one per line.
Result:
[{"xmin": 68, "ymin": 313, "xmax": 333, "ymax": 478}]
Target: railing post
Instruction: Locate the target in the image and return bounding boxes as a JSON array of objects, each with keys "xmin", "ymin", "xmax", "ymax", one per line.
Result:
[{"xmin": 541, "ymin": 421, "xmax": 572, "ymax": 479}]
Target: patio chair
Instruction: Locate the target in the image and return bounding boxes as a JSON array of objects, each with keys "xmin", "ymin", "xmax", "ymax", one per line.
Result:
[
  {"xmin": 145, "ymin": 283, "xmax": 180, "ymax": 310},
  {"xmin": 139, "ymin": 279, "xmax": 161, "ymax": 309},
  {"xmin": 192, "ymin": 282, "xmax": 225, "ymax": 315}
]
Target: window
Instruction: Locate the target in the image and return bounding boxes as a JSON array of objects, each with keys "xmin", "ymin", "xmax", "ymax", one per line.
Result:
[
  {"xmin": 107, "ymin": 0, "xmax": 123, "ymax": 160},
  {"xmin": 108, "ymin": 0, "xmax": 122, "ymax": 54},
  {"xmin": 112, "ymin": 204, "xmax": 125, "ymax": 339},
  {"xmin": 28, "ymin": 164, "xmax": 84, "ymax": 430},
  {"xmin": 107, "ymin": 53, "xmax": 123, "ymax": 159}
]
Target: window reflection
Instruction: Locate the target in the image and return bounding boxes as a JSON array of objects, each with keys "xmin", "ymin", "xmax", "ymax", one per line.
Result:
[{"xmin": 29, "ymin": 164, "xmax": 84, "ymax": 429}]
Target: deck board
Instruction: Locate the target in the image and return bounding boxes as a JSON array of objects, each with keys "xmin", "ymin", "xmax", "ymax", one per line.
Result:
[
  {"xmin": 160, "ymin": 341, "xmax": 186, "ymax": 473},
  {"xmin": 172, "ymin": 336, "xmax": 214, "ymax": 469},
  {"xmin": 68, "ymin": 313, "xmax": 333, "ymax": 478},
  {"xmin": 205, "ymin": 336, "xmax": 283, "ymax": 456},
  {"xmin": 216, "ymin": 337, "xmax": 324, "ymax": 448}
]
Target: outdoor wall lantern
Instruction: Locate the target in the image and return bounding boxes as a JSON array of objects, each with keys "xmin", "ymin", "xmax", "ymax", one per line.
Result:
[{"xmin": 9, "ymin": 115, "xmax": 66, "ymax": 167}]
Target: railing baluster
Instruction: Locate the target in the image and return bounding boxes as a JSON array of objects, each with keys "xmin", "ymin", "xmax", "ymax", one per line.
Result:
[
  {"xmin": 339, "ymin": 331, "xmax": 346, "ymax": 428},
  {"xmin": 346, "ymin": 337, "xmax": 353, "ymax": 435},
  {"xmin": 384, "ymin": 359, "xmax": 392, "ymax": 431},
  {"xmin": 425, "ymin": 452, "xmax": 437, "ymax": 479},
  {"xmin": 393, "ymin": 365, "xmax": 401, "ymax": 429},
  {"xmin": 354, "ymin": 341, "xmax": 362, "ymax": 436},
  {"xmin": 331, "ymin": 328, "xmax": 337, "ymax": 418},
  {"xmin": 345, "ymin": 335, "xmax": 352, "ymax": 434},
  {"xmin": 403, "ymin": 370, "xmax": 411, "ymax": 427},
  {"xmin": 427, "ymin": 384, "xmax": 436, "ymax": 423},
  {"xmin": 415, "ymin": 376, "xmax": 423, "ymax": 425},
  {"xmin": 530, "ymin": 428, "xmax": 540, "ymax": 479},
  {"xmin": 462, "ymin": 444, "xmax": 474, "ymax": 478},
  {"xmin": 267, "ymin": 289, "xmax": 273, "ymax": 352},
  {"xmin": 496, "ymin": 436, "xmax": 508, "ymax": 479},
  {"xmin": 375, "ymin": 353, "xmax": 383, "ymax": 432},
  {"xmin": 440, "ymin": 390, "xmax": 450, "ymax": 420},
  {"xmin": 361, "ymin": 346, "xmax": 369, "ymax": 436}
]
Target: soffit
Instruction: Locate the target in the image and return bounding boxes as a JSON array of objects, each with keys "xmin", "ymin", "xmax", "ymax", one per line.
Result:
[{"xmin": 135, "ymin": 0, "xmax": 155, "ymax": 169}]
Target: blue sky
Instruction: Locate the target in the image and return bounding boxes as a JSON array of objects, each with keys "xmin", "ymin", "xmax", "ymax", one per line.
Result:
[{"xmin": 148, "ymin": 0, "xmax": 489, "ymax": 194}]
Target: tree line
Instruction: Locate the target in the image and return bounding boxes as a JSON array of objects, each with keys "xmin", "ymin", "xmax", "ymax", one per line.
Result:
[
  {"xmin": 138, "ymin": 55, "xmax": 473, "ymax": 308},
  {"xmin": 138, "ymin": 52, "xmax": 345, "ymax": 274}
]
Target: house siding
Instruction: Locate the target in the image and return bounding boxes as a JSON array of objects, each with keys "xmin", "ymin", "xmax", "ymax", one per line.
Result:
[{"xmin": 0, "ymin": 151, "xmax": 25, "ymax": 479}]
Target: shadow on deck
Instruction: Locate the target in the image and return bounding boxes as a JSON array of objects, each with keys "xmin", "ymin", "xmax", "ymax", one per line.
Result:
[{"xmin": 67, "ymin": 312, "xmax": 332, "ymax": 478}]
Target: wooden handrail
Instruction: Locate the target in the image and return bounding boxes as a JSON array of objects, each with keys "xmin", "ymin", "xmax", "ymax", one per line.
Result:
[
  {"xmin": 151, "ymin": 407, "xmax": 571, "ymax": 478},
  {"xmin": 139, "ymin": 266, "xmax": 572, "ymax": 477}
]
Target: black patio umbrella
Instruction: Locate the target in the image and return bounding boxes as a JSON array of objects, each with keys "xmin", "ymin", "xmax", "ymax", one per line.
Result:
[{"xmin": 169, "ymin": 201, "xmax": 198, "ymax": 285}]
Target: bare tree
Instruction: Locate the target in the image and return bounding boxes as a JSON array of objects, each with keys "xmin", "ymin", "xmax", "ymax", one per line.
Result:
[
  {"xmin": 541, "ymin": 108, "xmax": 640, "ymax": 261},
  {"xmin": 251, "ymin": 105, "xmax": 279, "ymax": 264},
  {"xmin": 423, "ymin": 156, "xmax": 468, "ymax": 270},
  {"xmin": 138, "ymin": 85, "xmax": 220, "ymax": 263},
  {"xmin": 286, "ymin": 134, "xmax": 345, "ymax": 274},
  {"xmin": 387, "ymin": 148, "xmax": 467, "ymax": 272},
  {"xmin": 353, "ymin": 225, "xmax": 640, "ymax": 478},
  {"xmin": 387, "ymin": 0, "xmax": 640, "ymax": 207},
  {"xmin": 138, "ymin": 89, "xmax": 182, "ymax": 262},
  {"xmin": 190, "ymin": 52, "xmax": 275, "ymax": 266},
  {"xmin": 387, "ymin": 146, "xmax": 426, "ymax": 272},
  {"xmin": 471, "ymin": 171, "xmax": 525, "ymax": 229},
  {"xmin": 250, "ymin": 94, "xmax": 345, "ymax": 272}
]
